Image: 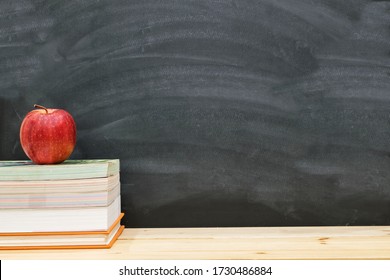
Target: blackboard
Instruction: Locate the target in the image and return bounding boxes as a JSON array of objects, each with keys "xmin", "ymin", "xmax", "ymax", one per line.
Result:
[{"xmin": 1, "ymin": 0, "xmax": 389, "ymax": 227}]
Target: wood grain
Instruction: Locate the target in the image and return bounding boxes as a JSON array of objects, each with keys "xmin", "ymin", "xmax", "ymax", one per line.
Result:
[{"xmin": 1, "ymin": 226, "xmax": 389, "ymax": 259}]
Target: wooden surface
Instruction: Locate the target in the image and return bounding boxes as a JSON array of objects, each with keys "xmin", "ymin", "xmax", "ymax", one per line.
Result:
[{"xmin": 1, "ymin": 226, "xmax": 389, "ymax": 260}]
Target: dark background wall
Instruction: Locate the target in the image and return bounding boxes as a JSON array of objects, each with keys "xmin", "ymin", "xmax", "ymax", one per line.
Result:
[{"xmin": 1, "ymin": 0, "xmax": 389, "ymax": 227}]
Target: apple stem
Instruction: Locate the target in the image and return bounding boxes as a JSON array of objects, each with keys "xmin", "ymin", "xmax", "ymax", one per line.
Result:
[{"xmin": 34, "ymin": 104, "xmax": 48, "ymax": 114}]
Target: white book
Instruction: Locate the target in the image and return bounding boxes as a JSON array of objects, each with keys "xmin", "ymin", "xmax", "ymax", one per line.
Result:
[{"xmin": 0, "ymin": 196, "xmax": 121, "ymax": 233}]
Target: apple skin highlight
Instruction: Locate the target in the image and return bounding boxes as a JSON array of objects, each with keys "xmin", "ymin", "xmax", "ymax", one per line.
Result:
[{"xmin": 20, "ymin": 105, "xmax": 77, "ymax": 164}]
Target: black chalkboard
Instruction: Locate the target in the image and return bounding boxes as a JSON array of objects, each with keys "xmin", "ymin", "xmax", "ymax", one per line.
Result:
[{"xmin": 1, "ymin": 0, "xmax": 389, "ymax": 227}]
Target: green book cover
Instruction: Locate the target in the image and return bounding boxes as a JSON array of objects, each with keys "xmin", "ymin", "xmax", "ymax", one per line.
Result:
[{"xmin": 0, "ymin": 159, "xmax": 120, "ymax": 181}]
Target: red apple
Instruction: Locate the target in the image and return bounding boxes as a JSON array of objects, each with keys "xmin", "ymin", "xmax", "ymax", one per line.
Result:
[{"xmin": 20, "ymin": 104, "xmax": 77, "ymax": 164}]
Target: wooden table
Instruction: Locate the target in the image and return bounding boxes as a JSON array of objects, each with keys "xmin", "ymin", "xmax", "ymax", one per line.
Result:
[{"xmin": 1, "ymin": 226, "xmax": 389, "ymax": 259}]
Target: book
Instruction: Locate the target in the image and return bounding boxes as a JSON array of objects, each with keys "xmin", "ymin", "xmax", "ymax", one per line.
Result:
[
  {"xmin": 0, "ymin": 226, "xmax": 125, "ymax": 250},
  {"xmin": 0, "ymin": 214, "xmax": 125, "ymax": 249},
  {"xmin": 0, "ymin": 174, "xmax": 120, "ymax": 208},
  {"xmin": 0, "ymin": 196, "xmax": 121, "ymax": 233},
  {"xmin": 0, "ymin": 173, "xmax": 119, "ymax": 194},
  {"xmin": 0, "ymin": 159, "xmax": 120, "ymax": 181}
]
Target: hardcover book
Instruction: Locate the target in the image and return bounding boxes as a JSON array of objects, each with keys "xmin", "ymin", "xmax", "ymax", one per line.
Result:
[{"xmin": 0, "ymin": 214, "xmax": 125, "ymax": 249}]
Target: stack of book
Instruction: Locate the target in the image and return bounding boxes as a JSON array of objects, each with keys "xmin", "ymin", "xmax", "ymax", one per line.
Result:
[{"xmin": 0, "ymin": 159, "xmax": 124, "ymax": 250}]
